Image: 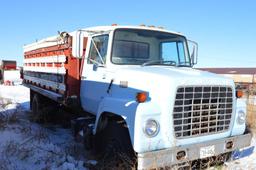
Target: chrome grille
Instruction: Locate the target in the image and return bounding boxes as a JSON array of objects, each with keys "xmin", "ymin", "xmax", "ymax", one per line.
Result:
[{"xmin": 173, "ymin": 86, "xmax": 233, "ymax": 138}]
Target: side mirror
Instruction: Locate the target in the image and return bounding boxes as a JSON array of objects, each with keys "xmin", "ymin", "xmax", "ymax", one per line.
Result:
[
  {"xmin": 93, "ymin": 63, "xmax": 98, "ymax": 71},
  {"xmin": 72, "ymin": 31, "xmax": 84, "ymax": 58},
  {"xmin": 92, "ymin": 62, "xmax": 105, "ymax": 71},
  {"xmin": 188, "ymin": 40, "xmax": 198, "ymax": 65}
]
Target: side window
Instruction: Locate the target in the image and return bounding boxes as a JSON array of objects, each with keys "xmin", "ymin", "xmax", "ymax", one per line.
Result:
[
  {"xmin": 87, "ymin": 35, "xmax": 109, "ymax": 64},
  {"xmin": 177, "ymin": 42, "xmax": 186, "ymax": 64},
  {"xmin": 161, "ymin": 42, "xmax": 179, "ymax": 64}
]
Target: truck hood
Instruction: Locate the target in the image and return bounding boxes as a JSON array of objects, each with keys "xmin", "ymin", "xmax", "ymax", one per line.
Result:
[
  {"xmin": 114, "ymin": 66, "xmax": 235, "ymax": 87},
  {"xmin": 113, "ymin": 66, "xmax": 237, "ymax": 152}
]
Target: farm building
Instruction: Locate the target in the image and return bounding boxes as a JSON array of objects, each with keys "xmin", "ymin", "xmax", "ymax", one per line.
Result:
[
  {"xmin": 0, "ymin": 60, "xmax": 20, "ymax": 84},
  {"xmin": 198, "ymin": 67, "xmax": 256, "ymax": 95}
]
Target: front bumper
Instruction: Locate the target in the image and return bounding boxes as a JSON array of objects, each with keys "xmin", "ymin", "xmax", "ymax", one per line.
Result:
[{"xmin": 137, "ymin": 132, "xmax": 252, "ymax": 170}]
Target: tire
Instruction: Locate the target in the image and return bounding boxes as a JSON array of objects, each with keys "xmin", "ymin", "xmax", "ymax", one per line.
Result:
[
  {"xmin": 31, "ymin": 93, "xmax": 58, "ymax": 123},
  {"xmin": 31, "ymin": 93, "xmax": 46, "ymax": 123},
  {"xmin": 96, "ymin": 121, "xmax": 137, "ymax": 170},
  {"xmin": 32, "ymin": 94, "xmax": 41, "ymax": 116}
]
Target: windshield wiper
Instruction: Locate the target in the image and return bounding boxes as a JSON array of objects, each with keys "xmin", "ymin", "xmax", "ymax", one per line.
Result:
[
  {"xmin": 142, "ymin": 60, "xmax": 176, "ymax": 67},
  {"xmin": 177, "ymin": 62, "xmax": 191, "ymax": 67},
  {"xmin": 177, "ymin": 64, "xmax": 191, "ymax": 67}
]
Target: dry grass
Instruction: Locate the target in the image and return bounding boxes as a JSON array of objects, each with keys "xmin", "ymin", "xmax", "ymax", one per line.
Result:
[
  {"xmin": 246, "ymin": 95, "xmax": 256, "ymax": 129},
  {"xmin": 0, "ymin": 98, "xmax": 12, "ymax": 108},
  {"xmin": 0, "ymin": 98, "xmax": 19, "ymax": 129}
]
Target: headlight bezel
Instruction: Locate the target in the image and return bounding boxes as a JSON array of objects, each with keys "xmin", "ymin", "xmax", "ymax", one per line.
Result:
[
  {"xmin": 237, "ymin": 110, "xmax": 246, "ymax": 125},
  {"xmin": 143, "ymin": 119, "xmax": 160, "ymax": 138}
]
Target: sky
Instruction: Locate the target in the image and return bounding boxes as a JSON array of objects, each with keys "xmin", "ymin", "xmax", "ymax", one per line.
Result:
[{"xmin": 0, "ymin": 0, "xmax": 255, "ymax": 68}]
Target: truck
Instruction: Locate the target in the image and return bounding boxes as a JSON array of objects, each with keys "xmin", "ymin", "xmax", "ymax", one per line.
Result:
[
  {"xmin": 0, "ymin": 60, "xmax": 21, "ymax": 85},
  {"xmin": 22, "ymin": 25, "xmax": 252, "ymax": 169}
]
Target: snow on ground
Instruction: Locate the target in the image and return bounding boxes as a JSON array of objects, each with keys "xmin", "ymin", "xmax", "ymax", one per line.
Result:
[
  {"xmin": 223, "ymin": 97, "xmax": 256, "ymax": 169},
  {"xmin": 0, "ymin": 85, "xmax": 89, "ymax": 170},
  {"xmin": 0, "ymin": 84, "xmax": 29, "ymax": 110},
  {"xmin": 0, "ymin": 84, "xmax": 256, "ymax": 170},
  {"xmin": 225, "ymin": 136, "xmax": 256, "ymax": 169}
]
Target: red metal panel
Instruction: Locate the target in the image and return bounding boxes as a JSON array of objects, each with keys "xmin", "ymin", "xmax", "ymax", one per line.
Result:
[
  {"xmin": 64, "ymin": 48, "xmax": 81, "ymax": 97},
  {"xmin": 1, "ymin": 60, "xmax": 16, "ymax": 70},
  {"xmin": 3, "ymin": 65, "xmax": 16, "ymax": 70},
  {"xmin": 24, "ymin": 36, "xmax": 89, "ymax": 105},
  {"xmin": 64, "ymin": 37, "xmax": 88, "ymax": 99},
  {"xmin": 46, "ymin": 63, "xmax": 53, "ymax": 67},
  {"xmin": 54, "ymin": 63, "xmax": 62, "ymax": 67},
  {"xmin": 24, "ymin": 43, "xmax": 70, "ymax": 58}
]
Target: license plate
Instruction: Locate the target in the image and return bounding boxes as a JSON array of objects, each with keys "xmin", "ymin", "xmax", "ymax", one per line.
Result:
[{"xmin": 200, "ymin": 145, "xmax": 215, "ymax": 158}]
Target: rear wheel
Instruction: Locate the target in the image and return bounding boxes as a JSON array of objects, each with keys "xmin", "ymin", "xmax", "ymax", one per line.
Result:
[
  {"xmin": 32, "ymin": 93, "xmax": 42, "ymax": 116},
  {"xmin": 31, "ymin": 92, "xmax": 52, "ymax": 122},
  {"xmin": 96, "ymin": 121, "xmax": 137, "ymax": 170}
]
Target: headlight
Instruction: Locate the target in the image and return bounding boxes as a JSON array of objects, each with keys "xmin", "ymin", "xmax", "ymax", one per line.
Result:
[
  {"xmin": 143, "ymin": 119, "xmax": 160, "ymax": 137},
  {"xmin": 237, "ymin": 110, "xmax": 246, "ymax": 124}
]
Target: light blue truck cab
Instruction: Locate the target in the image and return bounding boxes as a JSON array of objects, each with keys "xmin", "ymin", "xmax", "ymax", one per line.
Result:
[{"xmin": 78, "ymin": 26, "xmax": 252, "ymax": 169}]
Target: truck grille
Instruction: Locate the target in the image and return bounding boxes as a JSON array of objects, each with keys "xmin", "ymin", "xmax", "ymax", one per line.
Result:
[{"xmin": 173, "ymin": 86, "xmax": 233, "ymax": 139}]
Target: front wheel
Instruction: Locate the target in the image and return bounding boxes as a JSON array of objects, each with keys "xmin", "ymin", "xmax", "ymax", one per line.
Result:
[{"xmin": 96, "ymin": 121, "xmax": 137, "ymax": 170}]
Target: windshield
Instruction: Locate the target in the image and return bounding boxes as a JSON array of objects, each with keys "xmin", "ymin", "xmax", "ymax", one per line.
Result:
[{"xmin": 111, "ymin": 29, "xmax": 191, "ymax": 67}]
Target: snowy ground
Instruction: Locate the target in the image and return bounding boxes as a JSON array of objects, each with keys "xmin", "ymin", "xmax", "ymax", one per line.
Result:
[
  {"xmin": 225, "ymin": 135, "xmax": 256, "ymax": 169},
  {"xmin": 0, "ymin": 85, "xmax": 91, "ymax": 170},
  {"xmin": 0, "ymin": 84, "xmax": 256, "ymax": 170}
]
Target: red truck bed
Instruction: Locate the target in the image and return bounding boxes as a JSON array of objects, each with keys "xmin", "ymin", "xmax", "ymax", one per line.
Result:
[{"xmin": 23, "ymin": 34, "xmax": 87, "ymax": 105}]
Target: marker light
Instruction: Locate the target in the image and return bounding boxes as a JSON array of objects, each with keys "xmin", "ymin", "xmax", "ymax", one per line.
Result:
[
  {"xmin": 236, "ymin": 90, "xmax": 243, "ymax": 98},
  {"xmin": 136, "ymin": 92, "xmax": 147, "ymax": 103}
]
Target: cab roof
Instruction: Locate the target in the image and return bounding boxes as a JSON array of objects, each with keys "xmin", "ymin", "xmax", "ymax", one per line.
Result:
[
  {"xmin": 80, "ymin": 25, "xmax": 184, "ymax": 36},
  {"xmin": 24, "ymin": 25, "xmax": 185, "ymax": 52}
]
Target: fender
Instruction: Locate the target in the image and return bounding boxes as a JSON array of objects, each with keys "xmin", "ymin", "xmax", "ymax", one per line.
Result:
[
  {"xmin": 93, "ymin": 96, "xmax": 165, "ymax": 153},
  {"xmin": 93, "ymin": 96, "xmax": 139, "ymax": 146}
]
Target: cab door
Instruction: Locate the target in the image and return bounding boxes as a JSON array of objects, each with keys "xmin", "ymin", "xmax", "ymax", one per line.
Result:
[{"xmin": 80, "ymin": 34, "xmax": 110, "ymax": 114}]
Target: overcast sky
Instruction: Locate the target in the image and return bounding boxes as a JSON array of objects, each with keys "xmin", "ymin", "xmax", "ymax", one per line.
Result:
[{"xmin": 0, "ymin": 0, "xmax": 255, "ymax": 67}]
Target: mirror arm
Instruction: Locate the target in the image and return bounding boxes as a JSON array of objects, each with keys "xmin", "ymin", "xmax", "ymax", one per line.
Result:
[{"xmin": 187, "ymin": 39, "xmax": 198, "ymax": 65}]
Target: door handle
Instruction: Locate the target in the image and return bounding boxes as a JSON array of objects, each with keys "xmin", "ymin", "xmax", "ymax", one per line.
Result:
[{"xmin": 102, "ymin": 74, "xmax": 106, "ymax": 79}]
